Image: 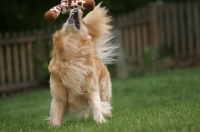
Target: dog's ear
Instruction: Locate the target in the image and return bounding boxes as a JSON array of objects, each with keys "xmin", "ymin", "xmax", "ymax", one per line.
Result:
[{"xmin": 83, "ymin": 3, "xmax": 112, "ymax": 43}]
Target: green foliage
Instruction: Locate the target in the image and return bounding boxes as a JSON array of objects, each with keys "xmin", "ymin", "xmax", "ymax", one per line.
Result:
[
  {"xmin": 40, "ymin": 42, "xmax": 52, "ymax": 80},
  {"xmin": 143, "ymin": 46, "xmax": 159, "ymax": 63},
  {"xmin": 141, "ymin": 46, "xmax": 167, "ymax": 73},
  {"xmin": 0, "ymin": 68, "xmax": 200, "ymax": 131},
  {"xmin": 32, "ymin": 41, "xmax": 52, "ymax": 85},
  {"xmin": 0, "ymin": 0, "xmax": 65, "ymax": 32},
  {"xmin": 142, "ymin": 46, "xmax": 159, "ymax": 72},
  {"xmin": 130, "ymin": 46, "xmax": 168, "ymax": 76},
  {"xmin": 0, "ymin": 0, "xmax": 184, "ymax": 32}
]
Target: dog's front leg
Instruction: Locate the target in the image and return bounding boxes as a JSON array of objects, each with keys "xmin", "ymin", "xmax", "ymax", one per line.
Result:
[
  {"xmin": 49, "ymin": 98, "xmax": 67, "ymax": 126},
  {"xmin": 87, "ymin": 91, "xmax": 106, "ymax": 123},
  {"xmin": 48, "ymin": 74, "xmax": 68, "ymax": 126}
]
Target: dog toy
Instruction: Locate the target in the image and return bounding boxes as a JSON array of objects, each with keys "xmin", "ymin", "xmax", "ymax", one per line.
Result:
[{"xmin": 44, "ymin": 0, "xmax": 95, "ymax": 23}]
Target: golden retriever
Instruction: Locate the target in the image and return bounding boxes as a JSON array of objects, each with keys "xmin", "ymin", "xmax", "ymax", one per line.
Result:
[{"xmin": 47, "ymin": 4, "xmax": 117, "ymax": 126}]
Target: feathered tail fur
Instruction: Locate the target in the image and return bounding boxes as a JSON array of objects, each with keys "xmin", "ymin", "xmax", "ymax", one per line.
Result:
[{"xmin": 83, "ymin": 4, "xmax": 118, "ymax": 64}]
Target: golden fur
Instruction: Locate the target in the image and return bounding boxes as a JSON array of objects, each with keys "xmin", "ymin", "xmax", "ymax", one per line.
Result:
[{"xmin": 47, "ymin": 4, "xmax": 116, "ymax": 126}]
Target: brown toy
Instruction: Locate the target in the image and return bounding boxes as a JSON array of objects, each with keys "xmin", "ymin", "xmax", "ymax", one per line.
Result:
[{"xmin": 44, "ymin": 0, "xmax": 95, "ymax": 23}]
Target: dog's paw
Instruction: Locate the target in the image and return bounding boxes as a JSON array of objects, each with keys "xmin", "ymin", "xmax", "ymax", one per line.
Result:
[
  {"xmin": 45, "ymin": 116, "xmax": 63, "ymax": 127},
  {"xmin": 94, "ymin": 113, "xmax": 106, "ymax": 123}
]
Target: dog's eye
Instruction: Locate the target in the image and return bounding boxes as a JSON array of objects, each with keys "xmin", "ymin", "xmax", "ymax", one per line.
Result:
[{"xmin": 83, "ymin": 22, "xmax": 86, "ymax": 25}]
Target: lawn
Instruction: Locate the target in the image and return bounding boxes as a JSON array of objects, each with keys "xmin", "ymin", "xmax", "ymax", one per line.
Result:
[{"xmin": 0, "ymin": 68, "xmax": 200, "ymax": 132}]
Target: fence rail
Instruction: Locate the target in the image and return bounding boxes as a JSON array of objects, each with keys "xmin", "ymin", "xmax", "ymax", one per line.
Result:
[{"xmin": 115, "ymin": 2, "xmax": 200, "ymax": 61}]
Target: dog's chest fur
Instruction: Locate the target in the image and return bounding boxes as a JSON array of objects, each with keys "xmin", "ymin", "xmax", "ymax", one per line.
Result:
[{"xmin": 48, "ymin": 32, "xmax": 97, "ymax": 96}]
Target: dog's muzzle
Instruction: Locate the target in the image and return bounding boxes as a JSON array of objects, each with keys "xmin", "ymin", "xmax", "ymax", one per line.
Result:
[{"xmin": 68, "ymin": 8, "xmax": 80, "ymax": 30}]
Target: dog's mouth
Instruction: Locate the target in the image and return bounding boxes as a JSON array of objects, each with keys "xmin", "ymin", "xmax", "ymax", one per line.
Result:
[{"xmin": 67, "ymin": 8, "xmax": 80, "ymax": 30}]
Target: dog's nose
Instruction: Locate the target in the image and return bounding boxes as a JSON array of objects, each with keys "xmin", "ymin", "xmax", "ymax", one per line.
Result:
[{"xmin": 71, "ymin": 7, "xmax": 83, "ymax": 15}]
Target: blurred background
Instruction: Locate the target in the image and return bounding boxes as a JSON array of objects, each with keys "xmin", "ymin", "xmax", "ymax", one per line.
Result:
[{"xmin": 0, "ymin": 0, "xmax": 200, "ymax": 94}]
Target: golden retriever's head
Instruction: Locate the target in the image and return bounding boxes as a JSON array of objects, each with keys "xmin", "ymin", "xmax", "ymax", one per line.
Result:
[
  {"xmin": 59, "ymin": 4, "xmax": 112, "ymax": 43},
  {"xmin": 60, "ymin": 8, "xmax": 90, "ymax": 40}
]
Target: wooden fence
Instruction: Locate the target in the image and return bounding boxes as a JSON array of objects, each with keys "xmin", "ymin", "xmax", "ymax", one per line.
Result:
[
  {"xmin": 115, "ymin": 1, "xmax": 200, "ymax": 61},
  {"xmin": 0, "ymin": 25, "xmax": 61, "ymax": 93}
]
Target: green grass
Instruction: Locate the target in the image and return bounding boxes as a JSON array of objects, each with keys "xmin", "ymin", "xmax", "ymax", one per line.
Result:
[{"xmin": 0, "ymin": 68, "xmax": 200, "ymax": 132}]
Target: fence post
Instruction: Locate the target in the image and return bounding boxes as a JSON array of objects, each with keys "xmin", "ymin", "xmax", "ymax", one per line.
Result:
[
  {"xmin": 194, "ymin": 3, "xmax": 200, "ymax": 58},
  {"xmin": 19, "ymin": 31, "xmax": 28, "ymax": 83},
  {"xmin": 0, "ymin": 33, "xmax": 6, "ymax": 86},
  {"xmin": 12, "ymin": 32, "xmax": 20, "ymax": 84},
  {"xmin": 5, "ymin": 32, "xmax": 13, "ymax": 85},
  {"xmin": 149, "ymin": 2, "xmax": 162, "ymax": 49},
  {"xmin": 35, "ymin": 30, "xmax": 43, "ymax": 81},
  {"xmin": 114, "ymin": 29, "xmax": 129, "ymax": 78}
]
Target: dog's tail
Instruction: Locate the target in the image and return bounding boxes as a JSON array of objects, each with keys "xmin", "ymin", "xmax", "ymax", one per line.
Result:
[{"xmin": 83, "ymin": 3, "xmax": 118, "ymax": 64}]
